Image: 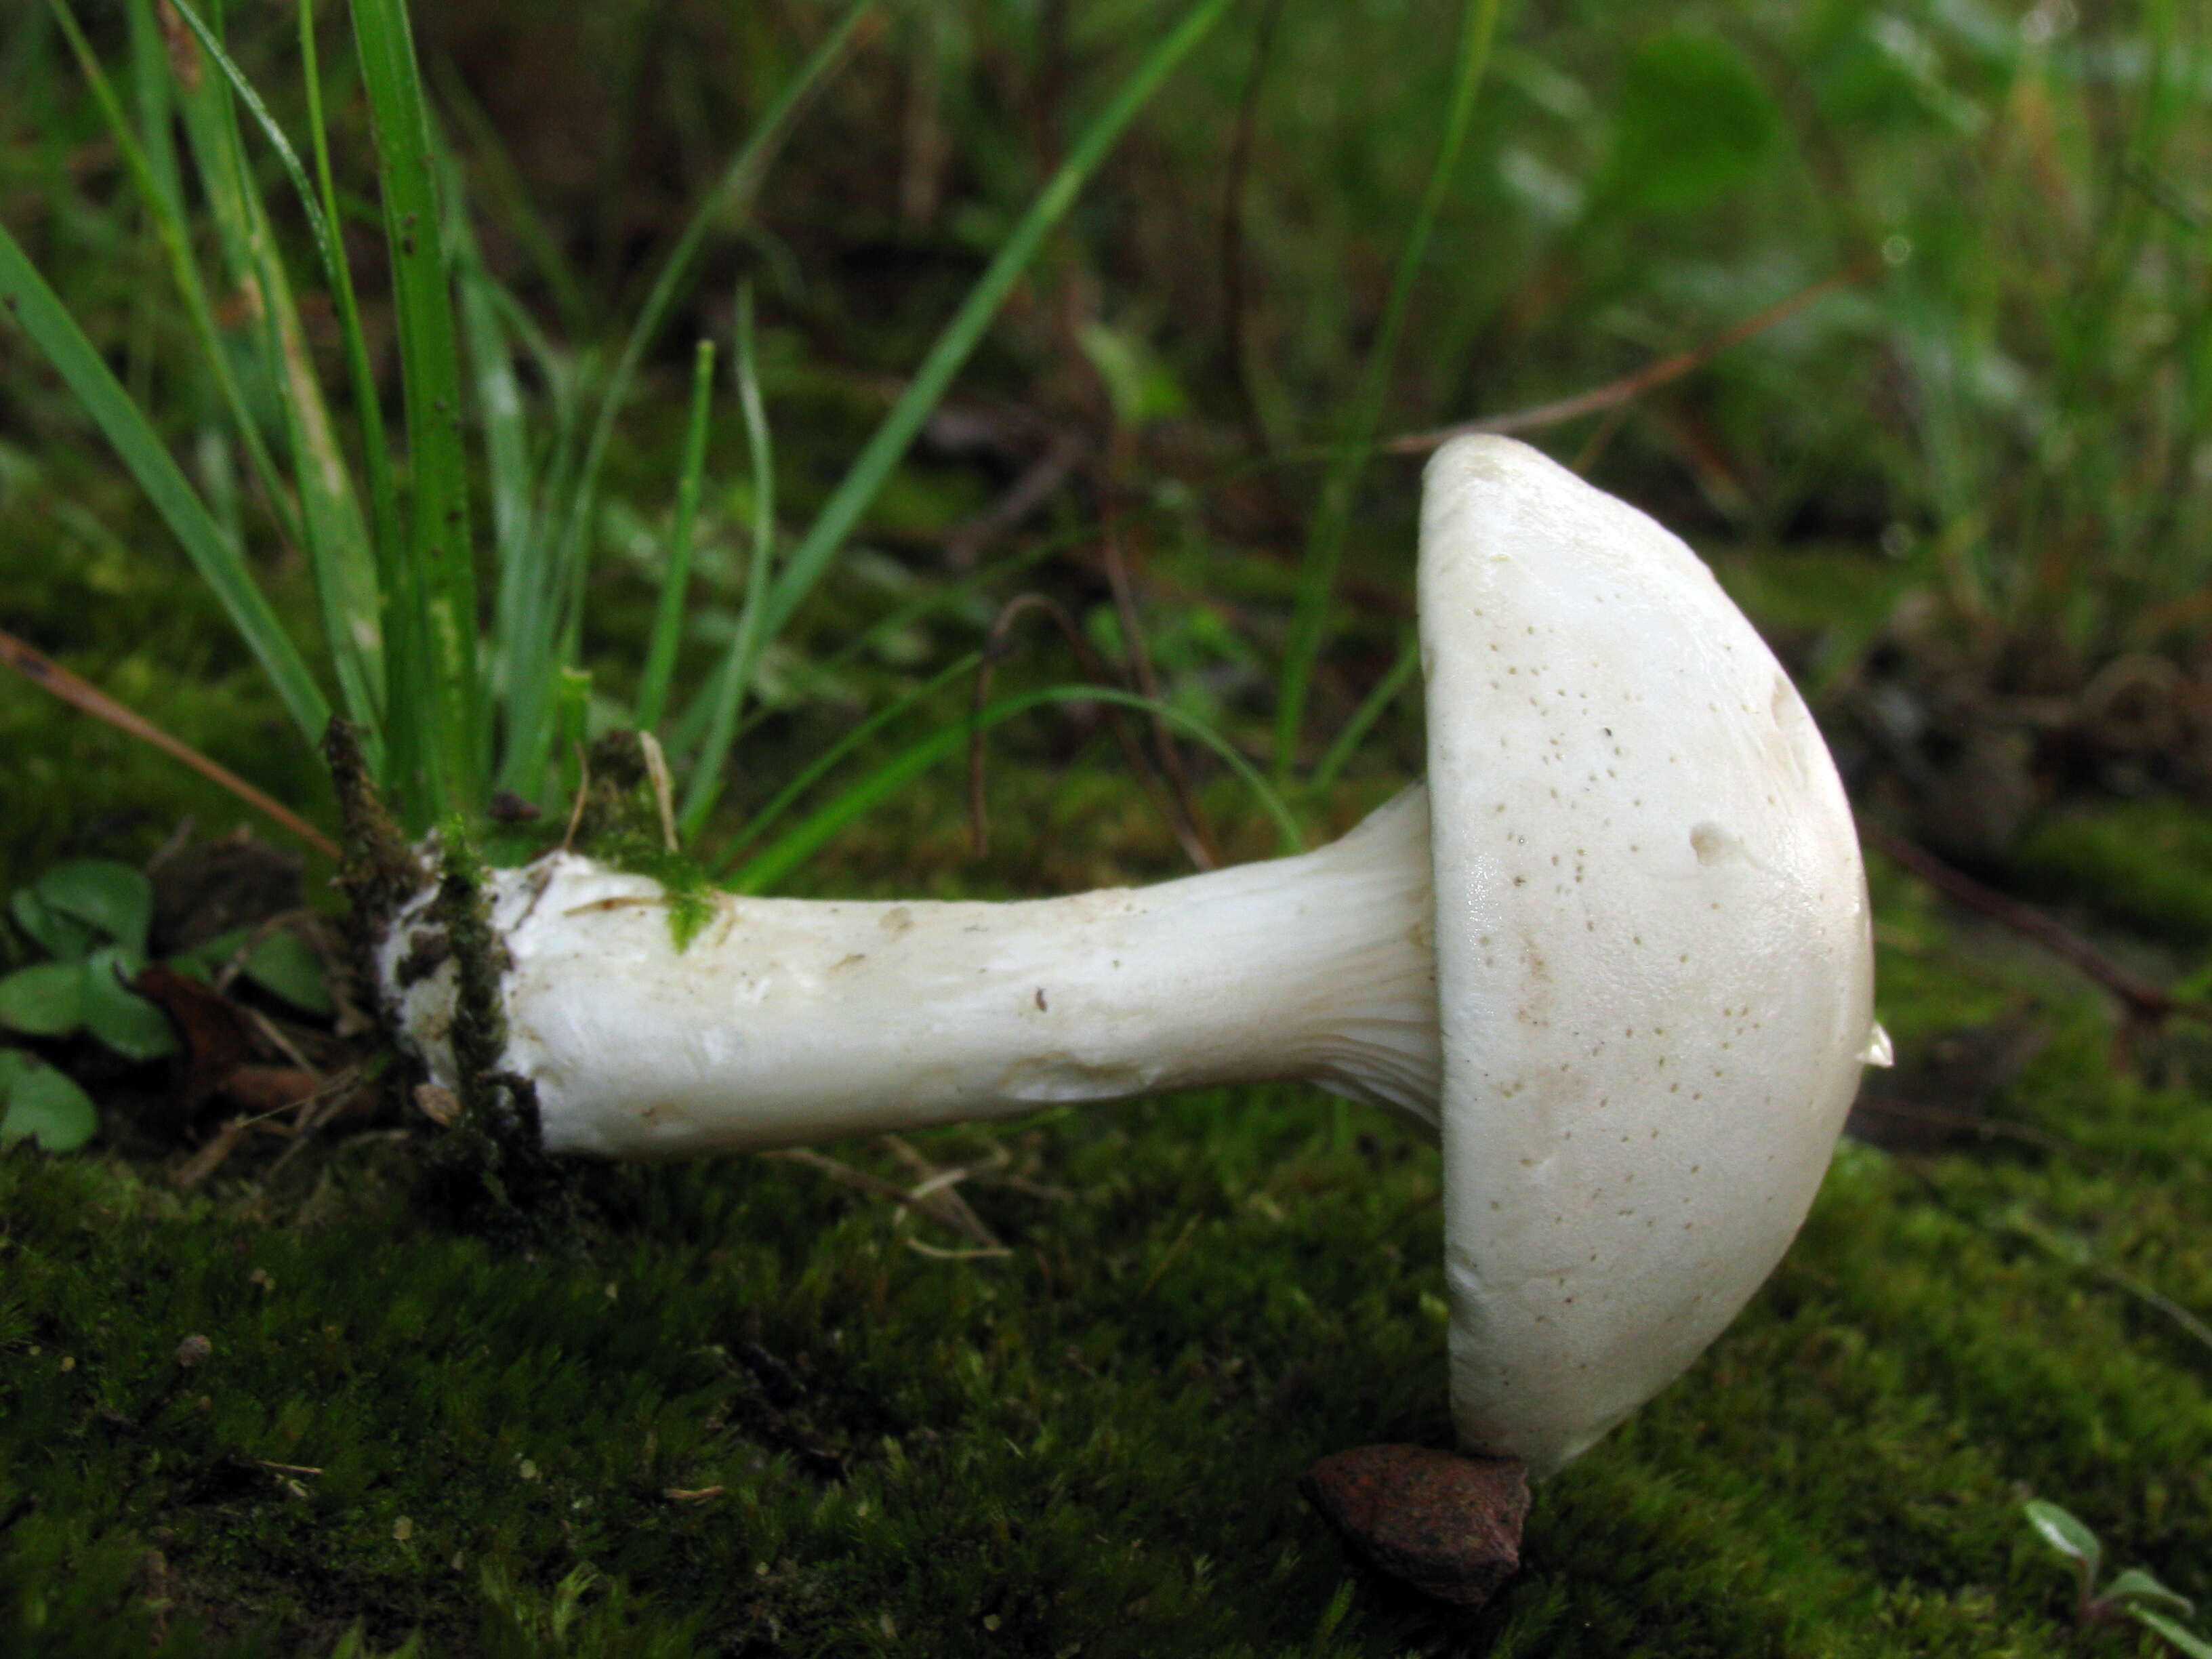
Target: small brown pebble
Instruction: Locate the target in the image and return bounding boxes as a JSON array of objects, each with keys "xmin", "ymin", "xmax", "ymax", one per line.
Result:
[
  {"xmin": 1301, "ymin": 1443, "xmax": 1530, "ymax": 1605},
  {"xmin": 174, "ymin": 1334, "xmax": 213, "ymax": 1369}
]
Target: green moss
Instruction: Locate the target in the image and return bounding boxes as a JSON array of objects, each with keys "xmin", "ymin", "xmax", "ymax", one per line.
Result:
[
  {"xmin": 588, "ymin": 831, "xmax": 716, "ymax": 954},
  {"xmin": 2011, "ymin": 803, "xmax": 2212, "ymax": 948},
  {"xmin": 562, "ymin": 733, "xmax": 717, "ymax": 954}
]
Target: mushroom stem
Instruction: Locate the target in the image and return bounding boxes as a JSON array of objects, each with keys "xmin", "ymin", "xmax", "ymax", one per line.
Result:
[{"xmin": 380, "ymin": 788, "xmax": 1441, "ymax": 1160}]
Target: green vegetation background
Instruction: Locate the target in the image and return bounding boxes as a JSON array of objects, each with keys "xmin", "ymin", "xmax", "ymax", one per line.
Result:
[{"xmin": 3, "ymin": 0, "xmax": 2211, "ymax": 1653}]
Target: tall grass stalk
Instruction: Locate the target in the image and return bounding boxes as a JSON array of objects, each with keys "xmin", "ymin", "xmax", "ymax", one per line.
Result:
[
  {"xmin": 1270, "ymin": 0, "xmax": 1500, "ymax": 783},
  {"xmin": 5, "ymin": 0, "xmax": 1240, "ymax": 867}
]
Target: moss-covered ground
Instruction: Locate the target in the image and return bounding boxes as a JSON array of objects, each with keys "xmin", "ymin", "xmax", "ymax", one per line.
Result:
[{"xmin": 5, "ymin": 771, "xmax": 2212, "ymax": 1656}]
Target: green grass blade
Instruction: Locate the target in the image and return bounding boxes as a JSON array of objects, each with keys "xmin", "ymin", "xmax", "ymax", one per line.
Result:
[
  {"xmin": 679, "ymin": 287, "xmax": 776, "ymax": 834},
  {"xmin": 0, "ymin": 223, "xmax": 330, "ymax": 742},
  {"xmin": 707, "ymin": 651, "xmax": 983, "ymax": 876},
  {"xmin": 495, "ymin": 0, "xmax": 876, "ymax": 802},
  {"xmin": 163, "ymin": 0, "xmax": 348, "ymax": 306},
  {"xmin": 1307, "ymin": 632, "xmax": 1420, "ymax": 798},
  {"xmin": 136, "ymin": 0, "xmax": 386, "ymax": 755},
  {"xmin": 752, "ymin": 0, "xmax": 1236, "ymax": 655},
  {"xmin": 451, "ymin": 200, "xmax": 539, "ymax": 594},
  {"xmin": 551, "ymin": 0, "xmax": 876, "ymax": 578},
  {"xmin": 160, "ymin": 1, "xmax": 388, "ymax": 743},
  {"xmin": 302, "ymin": 0, "xmax": 413, "ymax": 789},
  {"xmin": 121, "ymin": 0, "xmax": 183, "ymax": 221},
  {"xmin": 1271, "ymin": 0, "xmax": 1500, "ymax": 780},
  {"xmin": 350, "ymin": 0, "xmax": 483, "ymax": 819},
  {"xmin": 731, "ymin": 681, "xmax": 1298, "ymax": 895},
  {"xmin": 635, "ymin": 339, "xmax": 718, "ymax": 733},
  {"xmin": 51, "ymin": 0, "xmax": 305, "ymax": 559}
]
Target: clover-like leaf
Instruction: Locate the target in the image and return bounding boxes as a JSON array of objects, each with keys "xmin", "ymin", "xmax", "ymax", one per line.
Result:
[
  {"xmin": 0, "ymin": 961, "xmax": 86, "ymax": 1038},
  {"xmin": 0, "ymin": 1053, "xmax": 99, "ymax": 1152},
  {"xmin": 241, "ymin": 930, "xmax": 334, "ymax": 1017},
  {"xmin": 11, "ymin": 887, "xmax": 98, "ymax": 961},
  {"xmin": 81, "ymin": 947, "xmax": 178, "ymax": 1062},
  {"xmin": 35, "ymin": 860, "xmax": 155, "ymax": 957},
  {"xmin": 2025, "ymin": 1498, "xmax": 2103, "ymax": 1571}
]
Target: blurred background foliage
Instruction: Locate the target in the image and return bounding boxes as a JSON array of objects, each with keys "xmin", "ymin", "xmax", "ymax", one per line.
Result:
[{"xmin": 1, "ymin": 0, "xmax": 2206, "ymax": 877}]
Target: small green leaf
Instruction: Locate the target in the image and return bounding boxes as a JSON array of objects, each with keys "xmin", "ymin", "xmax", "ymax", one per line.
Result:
[
  {"xmin": 12, "ymin": 888, "xmax": 98, "ymax": 960},
  {"xmin": 0, "ymin": 962, "xmax": 87, "ymax": 1038},
  {"xmin": 2106, "ymin": 1568, "xmax": 2197, "ymax": 1619},
  {"xmin": 2024, "ymin": 1499, "xmax": 2103, "ymax": 1571},
  {"xmin": 0, "ymin": 1057, "xmax": 99, "ymax": 1152},
  {"xmin": 1602, "ymin": 30, "xmax": 1780, "ymax": 213},
  {"xmin": 2129, "ymin": 1607, "xmax": 2212, "ymax": 1659},
  {"xmin": 80, "ymin": 949, "xmax": 178, "ymax": 1062},
  {"xmin": 241, "ymin": 930, "xmax": 334, "ymax": 1017},
  {"xmin": 36, "ymin": 860, "xmax": 155, "ymax": 956}
]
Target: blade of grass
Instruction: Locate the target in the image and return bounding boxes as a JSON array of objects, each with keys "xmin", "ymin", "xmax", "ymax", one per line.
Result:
[
  {"xmin": 730, "ymin": 682, "xmax": 1300, "ymax": 895},
  {"xmin": 707, "ymin": 651, "xmax": 983, "ymax": 876},
  {"xmin": 635, "ymin": 337, "xmax": 718, "ymax": 733},
  {"xmin": 121, "ymin": 0, "xmax": 182, "ymax": 207},
  {"xmin": 679, "ymin": 285, "xmax": 776, "ymax": 834},
  {"xmin": 504, "ymin": 0, "xmax": 878, "ymax": 806},
  {"xmin": 0, "ymin": 627, "xmax": 337, "ymax": 860},
  {"xmin": 301, "ymin": 0, "xmax": 414, "ymax": 792},
  {"xmin": 49, "ymin": 0, "xmax": 307, "ymax": 564},
  {"xmin": 0, "ymin": 223, "xmax": 330, "ymax": 742},
  {"xmin": 449, "ymin": 177, "xmax": 548, "ymax": 708},
  {"xmin": 569, "ymin": 0, "xmax": 876, "ymax": 497},
  {"xmin": 1307, "ymin": 632, "xmax": 1420, "ymax": 798},
  {"xmin": 163, "ymin": 0, "xmax": 348, "ymax": 326},
  {"xmin": 165, "ymin": 1, "xmax": 386, "ymax": 751},
  {"xmin": 750, "ymin": 0, "xmax": 1237, "ymax": 659},
  {"xmin": 1271, "ymin": 0, "xmax": 1500, "ymax": 781},
  {"xmin": 350, "ymin": 0, "xmax": 482, "ymax": 822}
]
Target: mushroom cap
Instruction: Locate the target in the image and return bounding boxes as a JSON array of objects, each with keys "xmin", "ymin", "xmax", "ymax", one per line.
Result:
[{"xmin": 1419, "ymin": 436, "xmax": 1877, "ymax": 1478}]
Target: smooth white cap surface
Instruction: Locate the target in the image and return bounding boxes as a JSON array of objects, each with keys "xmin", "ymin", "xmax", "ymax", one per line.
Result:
[{"xmin": 1419, "ymin": 436, "xmax": 1876, "ymax": 1477}]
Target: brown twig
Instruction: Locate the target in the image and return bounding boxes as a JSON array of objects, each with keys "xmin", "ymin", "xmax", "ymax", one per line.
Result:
[
  {"xmin": 1860, "ymin": 819, "xmax": 2212, "ymax": 1029},
  {"xmin": 1383, "ymin": 257, "xmax": 1877, "ymax": 456},
  {"xmin": 966, "ymin": 593, "xmax": 1212, "ymax": 870},
  {"xmin": 0, "ymin": 626, "xmax": 337, "ymax": 859}
]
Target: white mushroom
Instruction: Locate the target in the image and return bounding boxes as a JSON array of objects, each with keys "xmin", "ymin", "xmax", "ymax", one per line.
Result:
[{"xmin": 377, "ymin": 434, "xmax": 1881, "ymax": 1477}]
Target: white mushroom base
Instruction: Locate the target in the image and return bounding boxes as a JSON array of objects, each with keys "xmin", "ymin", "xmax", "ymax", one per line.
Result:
[{"xmin": 378, "ymin": 787, "xmax": 1443, "ymax": 1160}]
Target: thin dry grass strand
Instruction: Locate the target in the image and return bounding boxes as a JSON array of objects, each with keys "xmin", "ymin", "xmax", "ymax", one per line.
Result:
[
  {"xmin": 1385, "ymin": 257, "xmax": 1878, "ymax": 456},
  {"xmin": 0, "ymin": 625, "xmax": 337, "ymax": 859}
]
